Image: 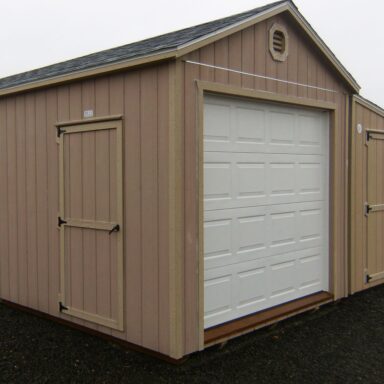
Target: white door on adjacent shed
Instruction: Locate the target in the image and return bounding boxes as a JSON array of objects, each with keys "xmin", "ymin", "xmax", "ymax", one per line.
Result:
[{"xmin": 203, "ymin": 95, "xmax": 329, "ymax": 329}]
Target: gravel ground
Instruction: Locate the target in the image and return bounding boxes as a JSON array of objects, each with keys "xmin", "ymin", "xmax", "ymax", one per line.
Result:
[{"xmin": 2, "ymin": 286, "xmax": 384, "ymax": 384}]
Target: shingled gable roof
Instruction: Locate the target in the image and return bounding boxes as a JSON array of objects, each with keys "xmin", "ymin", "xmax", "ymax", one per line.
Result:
[{"xmin": 0, "ymin": 0, "xmax": 359, "ymax": 94}]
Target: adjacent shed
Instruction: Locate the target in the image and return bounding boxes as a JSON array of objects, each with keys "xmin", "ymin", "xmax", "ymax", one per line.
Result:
[
  {"xmin": 350, "ymin": 96, "xmax": 384, "ymax": 294},
  {"xmin": 0, "ymin": 0, "xmax": 377, "ymax": 360}
]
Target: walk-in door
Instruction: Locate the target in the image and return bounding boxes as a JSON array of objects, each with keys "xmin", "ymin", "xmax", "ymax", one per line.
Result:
[
  {"xmin": 57, "ymin": 119, "xmax": 124, "ymax": 330},
  {"xmin": 366, "ymin": 129, "xmax": 384, "ymax": 284}
]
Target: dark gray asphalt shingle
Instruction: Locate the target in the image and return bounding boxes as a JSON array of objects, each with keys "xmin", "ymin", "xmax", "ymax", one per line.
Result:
[{"xmin": 0, "ymin": 0, "xmax": 288, "ymax": 90}]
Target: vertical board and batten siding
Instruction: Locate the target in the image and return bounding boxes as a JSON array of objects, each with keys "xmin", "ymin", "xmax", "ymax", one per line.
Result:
[
  {"xmin": 350, "ymin": 99, "xmax": 384, "ymax": 294},
  {"xmin": 181, "ymin": 13, "xmax": 350, "ymax": 354},
  {"xmin": 0, "ymin": 64, "xmax": 172, "ymax": 355}
]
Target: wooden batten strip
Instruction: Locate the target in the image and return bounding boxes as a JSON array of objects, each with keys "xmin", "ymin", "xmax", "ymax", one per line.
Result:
[{"xmin": 56, "ymin": 114, "xmax": 123, "ymax": 127}]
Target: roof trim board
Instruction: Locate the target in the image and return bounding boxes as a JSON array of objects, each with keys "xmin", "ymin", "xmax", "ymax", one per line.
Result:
[
  {"xmin": 0, "ymin": 50, "xmax": 175, "ymax": 97},
  {"xmin": 0, "ymin": 1, "xmax": 360, "ymax": 97},
  {"xmin": 354, "ymin": 95, "xmax": 384, "ymax": 118}
]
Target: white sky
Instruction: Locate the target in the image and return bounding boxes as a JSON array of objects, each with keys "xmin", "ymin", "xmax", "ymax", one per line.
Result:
[{"xmin": 0, "ymin": 0, "xmax": 383, "ymax": 106}]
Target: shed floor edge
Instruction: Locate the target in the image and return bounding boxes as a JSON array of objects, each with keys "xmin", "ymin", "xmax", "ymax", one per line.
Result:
[
  {"xmin": 0, "ymin": 299, "xmax": 187, "ymax": 364},
  {"xmin": 204, "ymin": 291, "xmax": 333, "ymax": 346}
]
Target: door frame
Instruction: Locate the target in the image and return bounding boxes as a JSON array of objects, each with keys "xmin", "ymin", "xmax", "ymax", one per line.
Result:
[
  {"xmin": 196, "ymin": 81, "xmax": 338, "ymax": 349},
  {"xmin": 56, "ymin": 117, "xmax": 124, "ymax": 331}
]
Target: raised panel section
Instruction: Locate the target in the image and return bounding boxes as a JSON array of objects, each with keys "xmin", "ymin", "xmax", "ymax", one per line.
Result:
[
  {"xmin": 204, "ymin": 102, "xmax": 231, "ymax": 143},
  {"xmin": 235, "ymin": 106, "xmax": 266, "ymax": 143},
  {"xmin": 269, "ymin": 111, "xmax": 295, "ymax": 146}
]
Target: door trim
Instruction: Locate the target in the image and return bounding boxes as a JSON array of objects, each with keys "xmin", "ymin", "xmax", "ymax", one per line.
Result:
[
  {"xmin": 57, "ymin": 119, "xmax": 124, "ymax": 331},
  {"xmin": 196, "ymin": 80, "xmax": 337, "ymax": 350}
]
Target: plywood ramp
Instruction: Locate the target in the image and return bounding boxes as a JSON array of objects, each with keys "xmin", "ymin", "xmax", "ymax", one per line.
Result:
[
  {"xmin": 181, "ymin": 13, "xmax": 350, "ymax": 354},
  {"xmin": 0, "ymin": 64, "xmax": 174, "ymax": 356},
  {"xmin": 350, "ymin": 97, "xmax": 384, "ymax": 294}
]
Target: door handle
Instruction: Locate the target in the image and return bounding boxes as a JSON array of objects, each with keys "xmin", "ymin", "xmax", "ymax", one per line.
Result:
[{"xmin": 109, "ymin": 224, "xmax": 120, "ymax": 235}]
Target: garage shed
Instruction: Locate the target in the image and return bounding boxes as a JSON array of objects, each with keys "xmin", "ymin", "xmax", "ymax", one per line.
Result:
[{"xmin": 0, "ymin": 0, "xmax": 378, "ymax": 360}]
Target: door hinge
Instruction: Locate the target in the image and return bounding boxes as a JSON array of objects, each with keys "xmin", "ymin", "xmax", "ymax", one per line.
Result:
[
  {"xmin": 365, "ymin": 203, "xmax": 372, "ymax": 216},
  {"xmin": 57, "ymin": 127, "xmax": 66, "ymax": 138},
  {"xmin": 59, "ymin": 301, "xmax": 68, "ymax": 312},
  {"xmin": 108, "ymin": 224, "xmax": 120, "ymax": 235},
  {"xmin": 366, "ymin": 274, "xmax": 372, "ymax": 284},
  {"xmin": 58, "ymin": 216, "xmax": 67, "ymax": 227}
]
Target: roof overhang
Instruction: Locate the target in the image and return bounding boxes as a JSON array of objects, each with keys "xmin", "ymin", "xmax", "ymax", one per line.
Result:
[
  {"xmin": 354, "ymin": 95, "xmax": 384, "ymax": 118},
  {"xmin": 0, "ymin": 1, "xmax": 360, "ymax": 97}
]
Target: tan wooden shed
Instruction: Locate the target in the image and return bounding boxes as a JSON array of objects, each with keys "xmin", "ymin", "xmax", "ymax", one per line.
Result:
[
  {"xmin": 0, "ymin": 0, "xmax": 380, "ymax": 360},
  {"xmin": 350, "ymin": 96, "xmax": 384, "ymax": 294}
]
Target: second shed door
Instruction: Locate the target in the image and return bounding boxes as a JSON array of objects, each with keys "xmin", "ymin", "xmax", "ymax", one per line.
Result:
[{"xmin": 204, "ymin": 95, "xmax": 329, "ymax": 329}]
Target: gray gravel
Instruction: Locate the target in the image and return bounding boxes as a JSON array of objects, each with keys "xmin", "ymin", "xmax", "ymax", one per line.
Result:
[{"xmin": 1, "ymin": 285, "xmax": 384, "ymax": 383}]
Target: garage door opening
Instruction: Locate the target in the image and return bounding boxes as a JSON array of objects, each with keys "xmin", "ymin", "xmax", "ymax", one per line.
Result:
[{"xmin": 203, "ymin": 94, "xmax": 330, "ymax": 329}]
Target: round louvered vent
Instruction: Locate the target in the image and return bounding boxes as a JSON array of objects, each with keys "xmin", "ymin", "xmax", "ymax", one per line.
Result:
[{"xmin": 269, "ymin": 24, "xmax": 289, "ymax": 62}]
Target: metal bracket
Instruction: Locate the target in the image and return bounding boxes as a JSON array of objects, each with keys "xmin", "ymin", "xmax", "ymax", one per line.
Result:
[
  {"xmin": 58, "ymin": 216, "xmax": 67, "ymax": 227},
  {"xmin": 365, "ymin": 203, "xmax": 372, "ymax": 216},
  {"xmin": 59, "ymin": 301, "xmax": 68, "ymax": 312},
  {"xmin": 109, "ymin": 224, "xmax": 120, "ymax": 235},
  {"xmin": 366, "ymin": 274, "xmax": 372, "ymax": 284},
  {"xmin": 57, "ymin": 127, "xmax": 66, "ymax": 138}
]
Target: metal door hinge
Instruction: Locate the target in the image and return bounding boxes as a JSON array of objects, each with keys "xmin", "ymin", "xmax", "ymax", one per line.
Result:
[
  {"xmin": 59, "ymin": 301, "xmax": 68, "ymax": 312},
  {"xmin": 58, "ymin": 216, "xmax": 67, "ymax": 227},
  {"xmin": 365, "ymin": 203, "xmax": 372, "ymax": 216},
  {"xmin": 109, "ymin": 224, "xmax": 120, "ymax": 235},
  {"xmin": 366, "ymin": 274, "xmax": 373, "ymax": 284}
]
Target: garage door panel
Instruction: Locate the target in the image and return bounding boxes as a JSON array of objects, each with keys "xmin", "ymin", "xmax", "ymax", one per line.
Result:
[
  {"xmin": 204, "ymin": 247, "xmax": 325, "ymax": 328},
  {"xmin": 204, "ymin": 95, "xmax": 329, "ymax": 329},
  {"xmin": 269, "ymin": 110, "xmax": 295, "ymax": 146},
  {"xmin": 297, "ymin": 113, "xmax": 324, "ymax": 151},
  {"xmin": 235, "ymin": 106, "xmax": 266, "ymax": 144},
  {"xmin": 204, "ymin": 102, "xmax": 231, "ymax": 144},
  {"xmin": 204, "ymin": 152, "xmax": 326, "ymax": 211},
  {"xmin": 205, "ymin": 202, "xmax": 326, "ymax": 270},
  {"xmin": 204, "ymin": 96, "xmax": 327, "ymax": 155},
  {"xmin": 298, "ymin": 253, "xmax": 323, "ymax": 291}
]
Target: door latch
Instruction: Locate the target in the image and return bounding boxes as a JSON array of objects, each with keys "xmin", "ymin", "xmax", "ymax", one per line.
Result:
[{"xmin": 109, "ymin": 224, "xmax": 120, "ymax": 235}]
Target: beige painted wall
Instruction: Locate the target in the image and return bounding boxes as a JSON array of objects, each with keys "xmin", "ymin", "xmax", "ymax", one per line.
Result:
[{"xmin": 0, "ymin": 64, "xmax": 174, "ymax": 356}]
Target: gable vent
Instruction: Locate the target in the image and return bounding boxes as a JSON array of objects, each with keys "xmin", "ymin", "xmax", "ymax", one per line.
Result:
[
  {"xmin": 269, "ymin": 24, "xmax": 289, "ymax": 62},
  {"xmin": 273, "ymin": 30, "xmax": 285, "ymax": 53}
]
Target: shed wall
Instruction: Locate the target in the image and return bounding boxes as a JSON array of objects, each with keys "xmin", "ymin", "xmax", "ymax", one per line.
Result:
[
  {"xmin": 350, "ymin": 99, "xmax": 384, "ymax": 293},
  {"xmin": 0, "ymin": 64, "xmax": 173, "ymax": 355},
  {"xmin": 180, "ymin": 13, "xmax": 350, "ymax": 354}
]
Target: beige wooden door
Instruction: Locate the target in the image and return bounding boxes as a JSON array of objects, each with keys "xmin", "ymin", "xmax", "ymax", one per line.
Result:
[
  {"xmin": 366, "ymin": 129, "xmax": 384, "ymax": 284},
  {"xmin": 58, "ymin": 120, "xmax": 124, "ymax": 330}
]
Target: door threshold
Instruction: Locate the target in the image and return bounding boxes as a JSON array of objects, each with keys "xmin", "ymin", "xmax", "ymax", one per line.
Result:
[{"xmin": 204, "ymin": 291, "xmax": 333, "ymax": 346}]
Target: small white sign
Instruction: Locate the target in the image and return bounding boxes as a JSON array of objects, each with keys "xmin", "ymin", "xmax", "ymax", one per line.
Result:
[{"xmin": 83, "ymin": 109, "xmax": 94, "ymax": 118}]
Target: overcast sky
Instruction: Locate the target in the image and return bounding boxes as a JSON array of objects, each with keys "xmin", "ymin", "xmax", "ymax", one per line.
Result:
[{"xmin": 0, "ymin": 0, "xmax": 382, "ymax": 106}]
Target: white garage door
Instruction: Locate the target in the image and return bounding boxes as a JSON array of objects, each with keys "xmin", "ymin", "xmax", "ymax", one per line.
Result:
[{"xmin": 204, "ymin": 94, "xmax": 329, "ymax": 329}]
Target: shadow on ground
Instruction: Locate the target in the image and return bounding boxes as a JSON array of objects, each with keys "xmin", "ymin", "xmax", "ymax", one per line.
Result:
[{"xmin": 1, "ymin": 286, "xmax": 384, "ymax": 384}]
